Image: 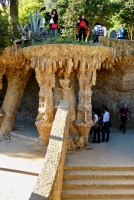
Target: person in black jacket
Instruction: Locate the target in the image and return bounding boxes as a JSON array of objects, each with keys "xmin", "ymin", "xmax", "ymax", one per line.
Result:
[
  {"xmin": 49, "ymin": 9, "xmax": 58, "ymax": 37},
  {"xmin": 77, "ymin": 14, "xmax": 89, "ymax": 42}
]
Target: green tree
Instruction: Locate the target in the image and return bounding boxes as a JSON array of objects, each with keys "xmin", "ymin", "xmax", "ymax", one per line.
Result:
[
  {"xmin": 45, "ymin": 0, "xmax": 58, "ymax": 11},
  {"xmin": 117, "ymin": 0, "xmax": 134, "ymax": 39},
  {"xmin": 55, "ymin": 0, "xmax": 116, "ymax": 38},
  {"xmin": 10, "ymin": 0, "xmax": 18, "ymax": 21},
  {"xmin": 19, "ymin": 0, "xmax": 45, "ymax": 24}
]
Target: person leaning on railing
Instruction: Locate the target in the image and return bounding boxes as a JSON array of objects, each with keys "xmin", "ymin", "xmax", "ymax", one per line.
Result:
[{"xmin": 77, "ymin": 14, "xmax": 89, "ymax": 42}]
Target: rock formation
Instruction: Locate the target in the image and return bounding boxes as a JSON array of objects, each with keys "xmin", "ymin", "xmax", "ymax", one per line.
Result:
[{"xmin": 0, "ymin": 42, "xmax": 133, "ymax": 148}]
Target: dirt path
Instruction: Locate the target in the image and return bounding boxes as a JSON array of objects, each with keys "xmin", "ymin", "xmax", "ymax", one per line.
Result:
[{"xmin": 0, "ymin": 135, "xmax": 47, "ymax": 200}]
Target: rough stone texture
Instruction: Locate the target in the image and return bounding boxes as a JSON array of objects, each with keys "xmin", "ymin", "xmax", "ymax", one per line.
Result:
[
  {"xmin": 0, "ymin": 67, "xmax": 33, "ymax": 137},
  {"xmin": 16, "ymin": 74, "xmax": 39, "ymax": 122},
  {"xmin": 29, "ymin": 100, "xmax": 69, "ymax": 200},
  {"xmin": 0, "ymin": 42, "xmax": 134, "ymax": 143},
  {"xmin": 0, "ymin": 75, "xmax": 39, "ymax": 122},
  {"xmin": 0, "ymin": 44, "xmax": 114, "ymax": 145},
  {"xmin": 91, "ymin": 37, "xmax": 134, "ymax": 127},
  {"xmin": 0, "ymin": 40, "xmax": 134, "ymax": 199}
]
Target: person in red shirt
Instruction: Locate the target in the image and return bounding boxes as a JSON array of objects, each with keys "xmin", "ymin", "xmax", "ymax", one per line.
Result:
[
  {"xmin": 119, "ymin": 104, "xmax": 129, "ymax": 134},
  {"xmin": 77, "ymin": 14, "xmax": 89, "ymax": 42}
]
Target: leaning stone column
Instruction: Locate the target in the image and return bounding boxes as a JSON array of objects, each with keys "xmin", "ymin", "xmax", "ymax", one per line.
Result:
[
  {"xmin": 35, "ymin": 67, "xmax": 55, "ymax": 145},
  {"xmin": 75, "ymin": 70, "xmax": 95, "ymax": 145},
  {"xmin": 0, "ymin": 67, "xmax": 32, "ymax": 137}
]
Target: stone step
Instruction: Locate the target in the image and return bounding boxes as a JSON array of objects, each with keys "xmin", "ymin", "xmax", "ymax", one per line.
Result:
[
  {"xmin": 63, "ymin": 174, "xmax": 134, "ymax": 180},
  {"xmin": 62, "ymin": 166, "xmax": 134, "ymax": 199},
  {"xmin": 63, "ymin": 179, "xmax": 134, "ymax": 185},
  {"xmin": 61, "ymin": 189, "xmax": 134, "ymax": 199},
  {"xmin": 62, "ymin": 199, "xmax": 132, "ymax": 200},
  {"xmin": 64, "ymin": 170, "xmax": 134, "ymax": 175},
  {"xmin": 64, "ymin": 166, "xmax": 134, "ymax": 171},
  {"xmin": 63, "ymin": 183, "xmax": 134, "ymax": 189}
]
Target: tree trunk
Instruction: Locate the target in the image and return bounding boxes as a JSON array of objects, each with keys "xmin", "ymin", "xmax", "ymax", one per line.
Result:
[{"xmin": 10, "ymin": 0, "xmax": 18, "ymax": 21}]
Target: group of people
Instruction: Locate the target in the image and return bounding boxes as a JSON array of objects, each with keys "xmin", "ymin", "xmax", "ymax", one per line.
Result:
[
  {"xmin": 49, "ymin": 11, "xmax": 106, "ymax": 41},
  {"xmin": 91, "ymin": 103, "xmax": 130, "ymax": 143},
  {"xmin": 91, "ymin": 106, "xmax": 111, "ymax": 143},
  {"xmin": 77, "ymin": 15, "xmax": 106, "ymax": 42},
  {"xmin": 48, "ymin": 10, "xmax": 128, "ymax": 42}
]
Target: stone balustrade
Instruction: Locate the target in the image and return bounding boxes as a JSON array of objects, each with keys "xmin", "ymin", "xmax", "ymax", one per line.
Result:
[{"xmin": 29, "ymin": 100, "xmax": 69, "ymax": 200}]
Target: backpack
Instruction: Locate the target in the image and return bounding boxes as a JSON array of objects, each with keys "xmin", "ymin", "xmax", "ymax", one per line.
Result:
[
  {"xmin": 79, "ymin": 20, "xmax": 87, "ymax": 27},
  {"xmin": 98, "ymin": 117, "xmax": 103, "ymax": 126},
  {"xmin": 95, "ymin": 26, "xmax": 104, "ymax": 36}
]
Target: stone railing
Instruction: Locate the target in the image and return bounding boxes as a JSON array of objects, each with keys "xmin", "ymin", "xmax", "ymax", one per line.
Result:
[
  {"xmin": 99, "ymin": 36, "xmax": 134, "ymax": 56},
  {"xmin": 29, "ymin": 100, "xmax": 69, "ymax": 200}
]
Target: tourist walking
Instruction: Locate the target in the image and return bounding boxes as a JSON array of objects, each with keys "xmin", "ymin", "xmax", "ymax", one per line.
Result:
[
  {"xmin": 119, "ymin": 103, "xmax": 129, "ymax": 134},
  {"xmin": 77, "ymin": 14, "xmax": 89, "ymax": 42},
  {"xmin": 49, "ymin": 9, "xmax": 58, "ymax": 37},
  {"xmin": 102, "ymin": 106, "xmax": 110, "ymax": 142}
]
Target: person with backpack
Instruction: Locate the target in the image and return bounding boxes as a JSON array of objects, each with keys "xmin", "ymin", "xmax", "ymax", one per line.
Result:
[
  {"xmin": 116, "ymin": 24, "xmax": 126, "ymax": 39},
  {"xmin": 91, "ymin": 23, "xmax": 104, "ymax": 43},
  {"xmin": 77, "ymin": 14, "xmax": 89, "ymax": 42},
  {"xmin": 92, "ymin": 109, "xmax": 103, "ymax": 143},
  {"xmin": 49, "ymin": 9, "xmax": 58, "ymax": 37}
]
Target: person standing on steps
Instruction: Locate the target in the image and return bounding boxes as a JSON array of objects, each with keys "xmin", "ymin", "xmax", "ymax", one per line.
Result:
[
  {"xmin": 102, "ymin": 106, "xmax": 110, "ymax": 142},
  {"xmin": 119, "ymin": 104, "xmax": 129, "ymax": 134}
]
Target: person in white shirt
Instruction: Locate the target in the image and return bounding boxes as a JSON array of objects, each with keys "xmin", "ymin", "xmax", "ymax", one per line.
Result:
[
  {"xmin": 102, "ymin": 106, "xmax": 110, "ymax": 142},
  {"xmin": 102, "ymin": 25, "xmax": 107, "ymax": 37},
  {"xmin": 92, "ymin": 113, "xmax": 98, "ymax": 143},
  {"xmin": 91, "ymin": 22, "xmax": 104, "ymax": 43}
]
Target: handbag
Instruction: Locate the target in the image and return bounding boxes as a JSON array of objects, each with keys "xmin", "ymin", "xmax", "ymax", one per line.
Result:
[
  {"xmin": 49, "ymin": 18, "xmax": 54, "ymax": 24},
  {"xmin": 51, "ymin": 23, "xmax": 58, "ymax": 29}
]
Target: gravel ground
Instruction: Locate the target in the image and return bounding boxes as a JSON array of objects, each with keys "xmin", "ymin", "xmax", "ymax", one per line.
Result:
[
  {"xmin": 65, "ymin": 128, "xmax": 134, "ymax": 167},
  {"xmin": 0, "ymin": 135, "xmax": 47, "ymax": 200}
]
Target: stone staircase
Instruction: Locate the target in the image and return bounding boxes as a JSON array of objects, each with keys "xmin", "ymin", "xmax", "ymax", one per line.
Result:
[{"xmin": 61, "ymin": 166, "xmax": 134, "ymax": 199}]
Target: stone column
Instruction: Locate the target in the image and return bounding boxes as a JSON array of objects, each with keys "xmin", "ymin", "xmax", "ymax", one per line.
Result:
[
  {"xmin": 0, "ymin": 67, "xmax": 32, "ymax": 137},
  {"xmin": 59, "ymin": 78, "xmax": 72, "ymax": 100},
  {"xmin": 75, "ymin": 71, "xmax": 95, "ymax": 145},
  {"xmin": 0, "ymin": 65, "xmax": 6, "ymax": 90},
  {"xmin": 35, "ymin": 67, "xmax": 55, "ymax": 145}
]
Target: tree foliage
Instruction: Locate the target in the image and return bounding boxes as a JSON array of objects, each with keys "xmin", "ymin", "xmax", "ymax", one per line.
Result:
[
  {"xmin": 19, "ymin": 0, "xmax": 46, "ymax": 24},
  {"xmin": 0, "ymin": 12, "xmax": 12, "ymax": 48},
  {"xmin": 1, "ymin": 0, "xmax": 134, "ymax": 48},
  {"xmin": 55, "ymin": 0, "xmax": 117, "ymax": 37}
]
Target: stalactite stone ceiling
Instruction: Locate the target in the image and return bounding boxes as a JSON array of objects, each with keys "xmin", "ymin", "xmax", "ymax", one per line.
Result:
[{"xmin": 0, "ymin": 43, "xmax": 133, "ymax": 75}]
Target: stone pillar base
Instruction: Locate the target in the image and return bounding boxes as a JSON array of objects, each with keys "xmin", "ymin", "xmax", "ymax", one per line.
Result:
[
  {"xmin": 74, "ymin": 121, "xmax": 93, "ymax": 145},
  {"xmin": 35, "ymin": 122, "xmax": 52, "ymax": 146}
]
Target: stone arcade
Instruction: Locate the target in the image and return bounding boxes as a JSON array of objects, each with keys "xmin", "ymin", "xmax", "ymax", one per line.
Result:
[{"xmin": 0, "ymin": 38, "xmax": 134, "ymax": 150}]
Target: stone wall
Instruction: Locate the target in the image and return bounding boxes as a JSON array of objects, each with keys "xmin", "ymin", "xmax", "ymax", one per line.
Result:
[
  {"xmin": 0, "ymin": 42, "xmax": 133, "ymax": 142},
  {"xmin": 91, "ymin": 37, "xmax": 134, "ymax": 127},
  {"xmin": 0, "ymin": 76, "xmax": 7, "ymax": 107},
  {"xmin": 0, "ymin": 75, "xmax": 39, "ymax": 122},
  {"xmin": 29, "ymin": 100, "xmax": 69, "ymax": 200},
  {"xmin": 16, "ymin": 74, "xmax": 39, "ymax": 122}
]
